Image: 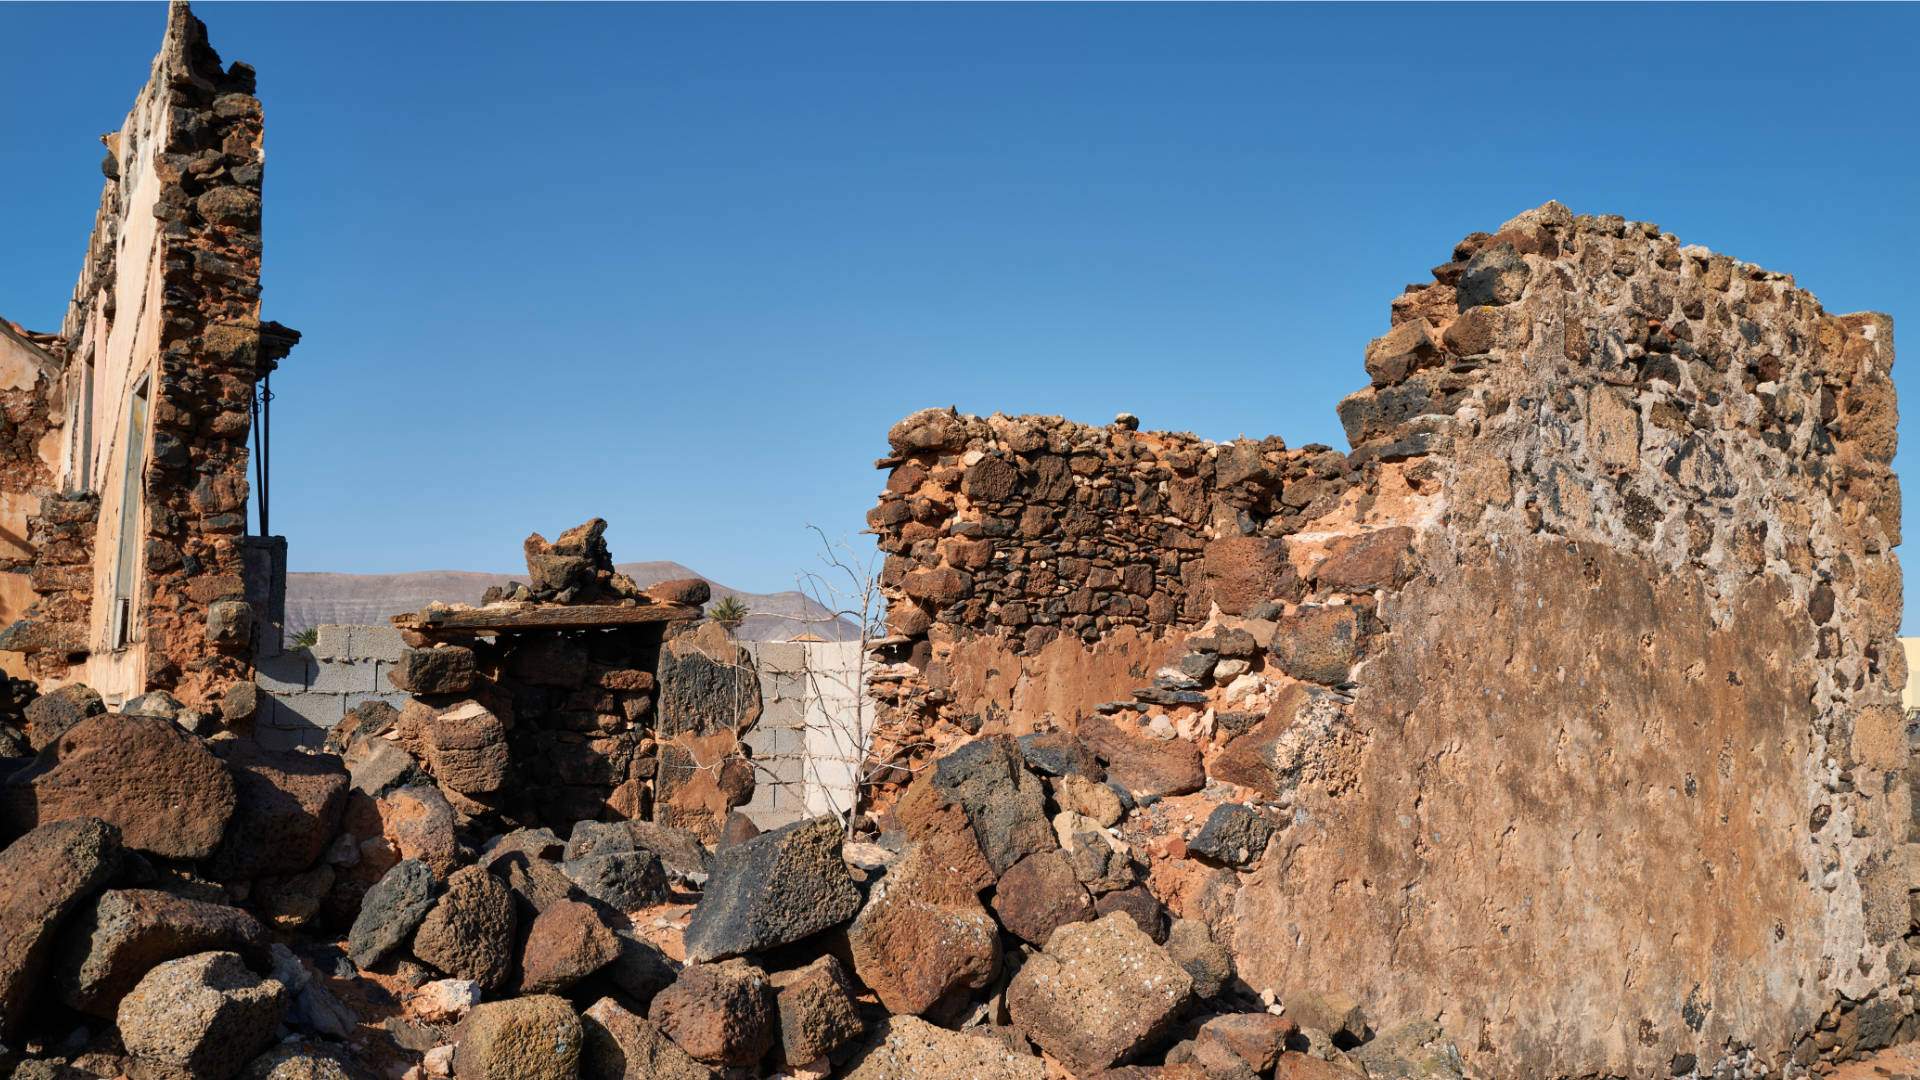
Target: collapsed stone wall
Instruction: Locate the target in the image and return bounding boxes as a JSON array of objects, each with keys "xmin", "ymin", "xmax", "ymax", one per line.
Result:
[
  {"xmin": 869, "ymin": 202, "xmax": 1904, "ymax": 1080},
  {"xmin": 3, "ymin": 1, "xmax": 295, "ymax": 716}
]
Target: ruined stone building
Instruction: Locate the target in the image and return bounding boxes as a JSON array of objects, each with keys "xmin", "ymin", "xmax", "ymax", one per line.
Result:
[
  {"xmin": 0, "ymin": 2, "xmax": 295, "ymax": 716},
  {"xmin": 0, "ymin": 6, "xmax": 1912, "ymax": 1080},
  {"xmin": 869, "ymin": 203, "xmax": 1905, "ymax": 1078}
]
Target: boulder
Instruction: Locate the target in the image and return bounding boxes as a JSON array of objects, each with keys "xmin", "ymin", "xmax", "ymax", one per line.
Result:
[
  {"xmin": 892, "ymin": 775, "xmax": 996, "ymax": 894},
  {"xmin": 53, "ymin": 888, "xmax": 271, "ymax": 1016},
  {"xmin": 1311, "ymin": 526, "xmax": 1416, "ymax": 593},
  {"xmin": 1006, "ymin": 912, "xmax": 1193, "ymax": 1075},
  {"xmin": 1187, "ymin": 804, "xmax": 1275, "ymax": 867},
  {"xmin": 649, "ymin": 958, "xmax": 776, "ymax": 1067},
  {"xmin": 209, "ymin": 741, "xmax": 350, "ymax": 880},
  {"xmin": 626, "ymin": 820, "xmax": 714, "ymax": 879},
  {"xmin": 517, "ymin": 898, "xmax": 620, "ymax": 994},
  {"xmin": 991, "ymin": 850, "xmax": 1095, "ymax": 946},
  {"xmin": 1197, "ymin": 1014, "xmax": 1298, "ymax": 1075},
  {"xmin": 1095, "ymin": 885, "xmax": 1168, "ymax": 943},
  {"xmin": 928, "ymin": 736, "xmax": 1054, "ymax": 876},
  {"xmin": 424, "ymin": 702, "xmax": 510, "ymax": 796},
  {"xmin": 886, "ymin": 408, "xmax": 967, "ymax": 456},
  {"xmin": 771, "ymin": 955, "xmax": 864, "ymax": 1065},
  {"xmin": 387, "ymin": 646, "xmax": 476, "ymax": 695},
  {"xmin": 346, "ymin": 860, "xmax": 436, "ymax": 969},
  {"xmin": 580, "ymin": 997, "xmax": 712, "ymax": 1080},
  {"xmin": 488, "ymin": 850, "xmax": 581, "ymax": 919},
  {"xmin": 22, "ymin": 683, "xmax": 103, "ymax": 750},
  {"xmin": 4, "ymin": 713, "xmax": 236, "ymax": 859},
  {"xmin": 563, "ymin": 849, "xmax": 670, "ymax": 911},
  {"xmin": 848, "ymin": 842, "xmax": 1001, "ymax": 1015},
  {"xmin": 645, "ymin": 578, "xmax": 712, "ymax": 607},
  {"xmin": 117, "ymin": 950, "xmax": 288, "ymax": 1080},
  {"xmin": 377, "ymin": 784, "xmax": 461, "ymax": 877},
  {"xmin": 840, "ymin": 1015, "xmax": 1045, "ymax": 1080},
  {"xmin": 681, "ymin": 816, "xmax": 861, "ymax": 962},
  {"xmin": 1165, "ymin": 919, "xmax": 1235, "ymax": 1001},
  {"xmin": 0, "ymin": 817, "xmax": 121, "ymax": 1036},
  {"xmin": 454, "ymin": 994, "xmax": 582, "ymax": 1080},
  {"xmin": 1076, "ymin": 716, "xmax": 1204, "ymax": 798},
  {"xmin": 413, "ymin": 865, "xmax": 516, "ymax": 991},
  {"xmin": 1268, "ymin": 606, "xmax": 1370, "ymax": 686}
]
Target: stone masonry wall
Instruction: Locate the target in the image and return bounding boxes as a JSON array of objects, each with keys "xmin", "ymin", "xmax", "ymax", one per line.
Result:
[
  {"xmin": 4, "ymin": 2, "xmax": 289, "ymax": 717},
  {"xmin": 868, "ymin": 202, "xmax": 1904, "ymax": 1080}
]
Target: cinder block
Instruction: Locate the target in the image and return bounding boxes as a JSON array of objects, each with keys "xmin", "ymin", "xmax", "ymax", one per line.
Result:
[
  {"xmin": 266, "ymin": 691, "xmax": 345, "ymax": 731},
  {"xmin": 310, "ymin": 659, "xmax": 377, "ymax": 694},
  {"xmin": 255, "ymin": 653, "xmax": 312, "ymax": 693},
  {"xmin": 349, "ymin": 624, "xmax": 406, "ymax": 662},
  {"xmin": 310, "ymin": 625, "xmax": 352, "ymax": 661},
  {"xmin": 749, "ymin": 641, "xmax": 807, "ymax": 674}
]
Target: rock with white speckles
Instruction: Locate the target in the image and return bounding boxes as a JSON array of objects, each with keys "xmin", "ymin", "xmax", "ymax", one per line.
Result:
[
  {"xmin": 1006, "ymin": 911, "xmax": 1192, "ymax": 1075},
  {"xmin": 841, "ymin": 1015, "xmax": 1043, "ymax": 1080}
]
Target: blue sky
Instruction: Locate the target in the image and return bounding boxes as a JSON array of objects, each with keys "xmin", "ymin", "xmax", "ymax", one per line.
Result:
[{"xmin": 3, "ymin": 3, "xmax": 1917, "ymax": 622}]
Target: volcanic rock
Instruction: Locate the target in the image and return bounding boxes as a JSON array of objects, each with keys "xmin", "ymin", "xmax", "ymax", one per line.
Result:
[
  {"xmin": 1076, "ymin": 715, "xmax": 1204, "ymax": 798},
  {"xmin": 1187, "ymin": 804, "xmax": 1275, "ymax": 867},
  {"xmin": 682, "ymin": 816, "xmax": 861, "ymax": 962},
  {"xmin": 209, "ymin": 740, "xmax": 350, "ymax": 880},
  {"xmin": 454, "ymin": 994, "xmax": 582, "ymax": 1080},
  {"xmin": 117, "ymin": 950, "xmax": 288, "ymax": 1080},
  {"xmin": 928, "ymin": 736, "xmax": 1054, "ymax": 876},
  {"xmin": 992, "ymin": 849, "xmax": 1095, "ymax": 946},
  {"xmin": 1006, "ymin": 911, "xmax": 1193, "ymax": 1075},
  {"xmin": 22, "ymin": 684, "xmax": 103, "ymax": 750},
  {"xmin": 387, "ymin": 646, "xmax": 476, "ymax": 695},
  {"xmin": 771, "ymin": 955, "xmax": 863, "ymax": 1064},
  {"xmin": 517, "ymin": 898, "xmax": 620, "ymax": 994},
  {"xmin": 347, "ymin": 859, "xmax": 436, "ymax": 969},
  {"xmin": 649, "ymin": 957, "xmax": 776, "ymax": 1067},
  {"xmin": 4, "ymin": 713, "xmax": 236, "ymax": 859},
  {"xmin": 580, "ymin": 997, "xmax": 712, "ymax": 1080},
  {"xmin": 0, "ymin": 817, "xmax": 121, "ymax": 1036},
  {"xmin": 413, "ymin": 865, "xmax": 515, "ymax": 991},
  {"xmin": 848, "ymin": 841, "xmax": 1001, "ymax": 1016},
  {"xmin": 53, "ymin": 888, "xmax": 271, "ymax": 1017}
]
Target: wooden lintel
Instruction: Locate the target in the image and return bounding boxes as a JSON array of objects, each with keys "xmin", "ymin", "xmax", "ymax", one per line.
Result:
[{"xmin": 390, "ymin": 602, "xmax": 700, "ymax": 635}]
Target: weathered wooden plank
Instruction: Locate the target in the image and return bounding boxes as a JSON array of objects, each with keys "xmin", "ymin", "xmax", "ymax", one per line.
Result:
[{"xmin": 390, "ymin": 602, "xmax": 700, "ymax": 635}]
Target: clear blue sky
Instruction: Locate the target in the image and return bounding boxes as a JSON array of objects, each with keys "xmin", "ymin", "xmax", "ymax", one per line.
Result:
[{"xmin": 3, "ymin": 3, "xmax": 1917, "ymax": 622}]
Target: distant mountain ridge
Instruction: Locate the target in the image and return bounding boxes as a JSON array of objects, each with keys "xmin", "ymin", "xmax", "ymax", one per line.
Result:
[{"xmin": 283, "ymin": 560, "xmax": 860, "ymax": 643}]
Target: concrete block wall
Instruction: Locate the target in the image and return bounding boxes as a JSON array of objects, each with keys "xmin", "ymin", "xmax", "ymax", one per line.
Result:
[
  {"xmin": 740, "ymin": 639, "xmax": 867, "ymax": 829},
  {"xmin": 254, "ymin": 623, "xmax": 409, "ymax": 751}
]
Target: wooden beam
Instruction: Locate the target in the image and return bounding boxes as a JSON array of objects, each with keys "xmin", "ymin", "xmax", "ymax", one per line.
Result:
[{"xmin": 390, "ymin": 602, "xmax": 700, "ymax": 636}]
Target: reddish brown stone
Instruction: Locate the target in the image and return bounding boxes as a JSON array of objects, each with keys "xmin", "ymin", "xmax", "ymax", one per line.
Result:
[
  {"xmin": 887, "ymin": 408, "xmax": 967, "ymax": 455},
  {"xmin": 0, "ymin": 817, "xmax": 121, "ymax": 1037},
  {"xmin": 770, "ymin": 955, "xmax": 864, "ymax": 1064},
  {"xmin": 650, "ymin": 957, "xmax": 776, "ymax": 1067},
  {"xmin": 208, "ymin": 740, "xmax": 349, "ymax": 881},
  {"xmin": 1273, "ymin": 1051, "xmax": 1359, "ymax": 1080},
  {"xmin": 1204, "ymin": 536, "xmax": 1297, "ymax": 616},
  {"xmin": 1077, "ymin": 715, "xmax": 1204, "ymax": 797},
  {"xmin": 1196, "ymin": 1013, "xmax": 1297, "ymax": 1073},
  {"xmin": 53, "ymin": 888, "xmax": 271, "ymax": 1017},
  {"xmin": 645, "ymin": 578, "xmax": 712, "ymax": 606},
  {"xmin": 413, "ymin": 865, "xmax": 516, "ymax": 992},
  {"xmin": 1312, "ymin": 527, "xmax": 1417, "ymax": 593},
  {"xmin": 903, "ymin": 566, "xmax": 972, "ymax": 604},
  {"xmin": 991, "ymin": 850, "xmax": 1095, "ymax": 946},
  {"xmin": 849, "ymin": 842, "xmax": 1001, "ymax": 1015},
  {"xmin": 517, "ymin": 898, "xmax": 619, "ymax": 994},
  {"xmin": 4, "ymin": 714, "xmax": 236, "ymax": 860},
  {"xmin": 892, "ymin": 776, "xmax": 996, "ymax": 895}
]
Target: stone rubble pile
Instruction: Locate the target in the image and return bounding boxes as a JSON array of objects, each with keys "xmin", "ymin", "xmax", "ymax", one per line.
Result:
[{"xmin": 0, "ymin": 654, "xmax": 1462, "ymax": 1080}]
